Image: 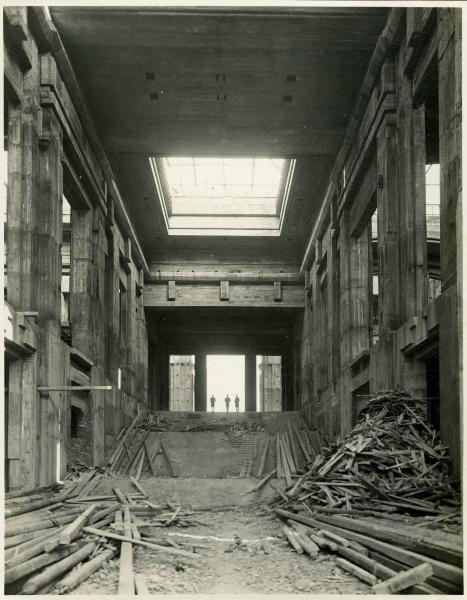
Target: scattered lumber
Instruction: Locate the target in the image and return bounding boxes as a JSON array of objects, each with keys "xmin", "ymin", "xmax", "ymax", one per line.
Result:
[
  {"xmin": 5, "ymin": 542, "xmax": 80, "ymax": 584},
  {"xmin": 130, "ymin": 476, "xmax": 148, "ymax": 497},
  {"xmin": 274, "ymin": 390, "xmax": 460, "ymax": 517},
  {"xmin": 242, "ymin": 469, "xmax": 277, "ymax": 495},
  {"xmin": 59, "ymin": 504, "xmax": 97, "ymax": 545},
  {"xmin": 118, "ymin": 506, "xmax": 135, "ymax": 595},
  {"xmin": 55, "ymin": 546, "xmax": 117, "ymax": 594},
  {"xmin": 5, "ymin": 493, "xmax": 68, "ymax": 518},
  {"xmin": 107, "ymin": 410, "xmax": 141, "ymax": 468},
  {"xmin": 256, "ymin": 437, "xmax": 270, "ymax": 478},
  {"xmin": 336, "ymin": 557, "xmax": 378, "ymax": 586},
  {"xmin": 21, "ymin": 541, "xmax": 98, "ymax": 595},
  {"xmin": 82, "ymin": 527, "xmax": 202, "ymax": 561},
  {"xmin": 372, "ymin": 563, "xmax": 433, "ymax": 594},
  {"xmin": 282, "ymin": 526, "xmax": 303, "ymax": 554},
  {"xmin": 275, "ymin": 508, "xmax": 452, "ymax": 594}
]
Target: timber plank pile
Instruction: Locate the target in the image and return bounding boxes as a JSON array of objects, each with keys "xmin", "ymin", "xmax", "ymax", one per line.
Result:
[
  {"xmin": 271, "ymin": 389, "xmax": 462, "ymax": 594},
  {"xmin": 275, "ymin": 508, "xmax": 463, "ymax": 594},
  {"xmin": 275, "ymin": 390, "xmax": 460, "ymax": 519},
  {"xmin": 4, "ymin": 474, "xmax": 202, "ymax": 595}
]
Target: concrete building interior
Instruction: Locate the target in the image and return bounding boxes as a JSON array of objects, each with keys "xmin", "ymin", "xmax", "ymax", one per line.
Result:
[{"xmin": 3, "ymin": 5, "xmax": 462, "ymax": 596}]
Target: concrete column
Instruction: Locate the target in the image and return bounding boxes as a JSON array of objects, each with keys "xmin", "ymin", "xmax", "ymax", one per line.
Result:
[
  {"xmin": 70, "ymin": 208, "xmax": 93, "ymax": 356},
  {"xmin": 376, "ymin": 115, "xmax": 401, "ymax": 333},
  {"xmin": 194, "ymin": 352, "xmax": 206, "ymax": 411},
  {"xmin": 245, "ymin": 353, "xmax": 257, "ymax": 412},
  {"xmin": 35, "ymin": 108, "xmax": 63, "ymax": 324}
]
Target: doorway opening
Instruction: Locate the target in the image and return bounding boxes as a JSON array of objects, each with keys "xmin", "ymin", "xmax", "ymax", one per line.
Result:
[{"xmin": 206, "ymin": 355, "xmax": 245, "ymax": 412}]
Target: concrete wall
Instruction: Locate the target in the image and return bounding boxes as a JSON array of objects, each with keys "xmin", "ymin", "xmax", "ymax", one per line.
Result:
[
  {"xmin": 298, "ymin": 8, "xmax": 462, "ymax": 475},
  {"xmin": 4, "ymin": 8, "xmax": 149, "ymax": 491}
]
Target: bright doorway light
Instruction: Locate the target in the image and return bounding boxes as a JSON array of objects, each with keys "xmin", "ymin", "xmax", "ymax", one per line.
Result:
[{"xmin": 206, "ymin": 355, "xmax": 245, "ymax": 412}]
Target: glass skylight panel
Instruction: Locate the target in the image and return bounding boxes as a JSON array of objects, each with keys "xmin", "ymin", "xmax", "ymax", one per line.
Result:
[{"xmin": 162, "ymin": 157, "xmax": 286, "ymax": 211}]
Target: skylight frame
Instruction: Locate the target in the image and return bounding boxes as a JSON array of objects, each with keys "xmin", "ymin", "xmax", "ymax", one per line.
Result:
[{"xmin": 149, "ymin": 156, "xmax": 295, "ymax": 237}]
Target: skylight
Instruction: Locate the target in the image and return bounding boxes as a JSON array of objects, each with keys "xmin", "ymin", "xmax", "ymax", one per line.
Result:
[
  {"xmin": 162, "ymin": 157, "xmax": 286, "ymax": 216},
  {"xmin": 149, "ymin": 156, "xmax": 295, "ymax": 236}
]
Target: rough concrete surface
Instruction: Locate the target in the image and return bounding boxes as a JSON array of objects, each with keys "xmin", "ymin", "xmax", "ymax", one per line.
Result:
[
  {"xmin": 99, "ymin": 476, "xmax": 281, "ymax": 507},
  {"xmin": 66, "ymin": 506, "xmax": 370, "ymax": 595}
]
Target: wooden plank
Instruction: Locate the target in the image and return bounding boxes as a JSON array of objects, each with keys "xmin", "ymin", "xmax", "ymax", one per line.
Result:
[
  {"xmin": 129, "ymin": 476, "xmax": 149, "ymax": 497},
  {"xmin": 134, "ymin": 448, "xmax": 146, "ymax": 480},
  {"xmin": 282, "ymin": 526, "xmax": 303, "ymax": 554},
  {"xmin": 373, "ymin": 563, "xmax": 433, "ymax": 594},
  {"xmin": 275, "ymin": 509, "xmax": 462, "ymax": 586},
  {"xmin": 37, "ymin": 386, "xmax": 112, "ymax": 392},
  {"xmin": 21, "ymin": 541, "xmax": 97, "ymax": 595},
  {"xmin": 82, "ymin": 527, "xmax": 202, "ymax": 561},
  {"xmin": 55, "ymin": 547, "xmax": 117, "ymax": 594},
  {"xmin": 336, "ymin": 557, "xmax": 378, "ymax": 586},
  {"xmin": 118, "ymin": 506, "xmax": 135, "ymax": 595},
  {"xmin": 59, "ymin": 504, "xmax": 97, "ymax": 545},
  {"xmin": 314, "ymin": 514, "xmax": 462, "ymax": 567},
  {"xmin": 107, "ymin": 409, "xmax": 140, "ymax": 467},
  {"xmin": 113, "ymin": 488, "xmax": 128, "ymax": 505},
  {"xmin": 5, "ymin": 542, "xmax": 79, "ymax": 584},
  {"xmin": 256, "ymin": 437, "xmax": 270, "ymax": 478}
]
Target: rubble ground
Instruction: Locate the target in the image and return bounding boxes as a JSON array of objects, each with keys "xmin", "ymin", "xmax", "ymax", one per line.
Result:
[{"xmin": 69, "ymin": 505, "xmax": 369, "ymax": 595}]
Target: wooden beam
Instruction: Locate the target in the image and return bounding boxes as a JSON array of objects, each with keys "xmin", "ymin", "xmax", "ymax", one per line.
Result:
[
  {"xmin": 37, "ymin": 386, "xmax": 112, "ymax": 392},
  {"xmin": 144, "ymin": 282, "xmax": 304, "ymax": 308},
  {"xmin": 373, "ymin": 563, "xmax": 433, "ymax": 594}
]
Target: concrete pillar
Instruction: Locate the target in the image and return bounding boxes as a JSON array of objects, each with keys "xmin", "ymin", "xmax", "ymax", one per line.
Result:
[
  {"xmin": 245, "ymin": 353, "xmax": 257, "ymax": 412},
  {"xmin": 194, "ymin": 352, "xmax": 206, "ymax": 411},
  {"xmin": 376, "ymin": 115, "xmax": 401, "ymax": 334},
  {"xmin": 70, "ymin": 208, "xmax": 93, "ymax": 356},
  {"xmin": 35, "ymin": 108, "xmax": 63, "ymax": 324}
]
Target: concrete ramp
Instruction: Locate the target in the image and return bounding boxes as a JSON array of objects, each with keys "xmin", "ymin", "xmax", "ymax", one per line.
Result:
[{"xmin": 120, "ymin": 411, "xmax": 307, "ymax": 478}]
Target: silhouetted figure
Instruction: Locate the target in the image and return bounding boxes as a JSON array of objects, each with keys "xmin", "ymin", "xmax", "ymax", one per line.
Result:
[
  {"xmin": 210, "ymin": 394, "xmax": 216, "ymax": 412},
  {"xmin": 225, "ymin": 394, "xmax": 231, "ymax": 412},
  {"xmin": 234, "ymin": 394, "xmax": 240, "ymax": 412}
]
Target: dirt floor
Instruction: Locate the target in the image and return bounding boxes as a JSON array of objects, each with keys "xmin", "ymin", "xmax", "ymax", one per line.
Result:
[{"xmin": 65, "ymin": 505, "xmax": 369, "ymax": 595}]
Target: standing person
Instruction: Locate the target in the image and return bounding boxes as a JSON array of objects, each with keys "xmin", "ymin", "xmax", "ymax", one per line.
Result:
[
  {"xmin": 224, "ymin": 394, "xmax": 231, "ymax": 412},
  {"xmin": 209, "ymin": 393, "xmax": 216, "ymax": 412},
  {"xmin": 234, "ymin": 394, "xmax": 240, "ymax": 412}
]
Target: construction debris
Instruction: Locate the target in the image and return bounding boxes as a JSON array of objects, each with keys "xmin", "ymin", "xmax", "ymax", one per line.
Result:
[
  {"xmin": 269, "ymin": 390, "xmax": 463, "ymax": 595},
  {"xmin": 4, "ymin": 472, "xmax": 203, "ymax": 595},
  {"xmin": 275, "ymin": 390, "xmax": 460, "ymax": 519}
]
